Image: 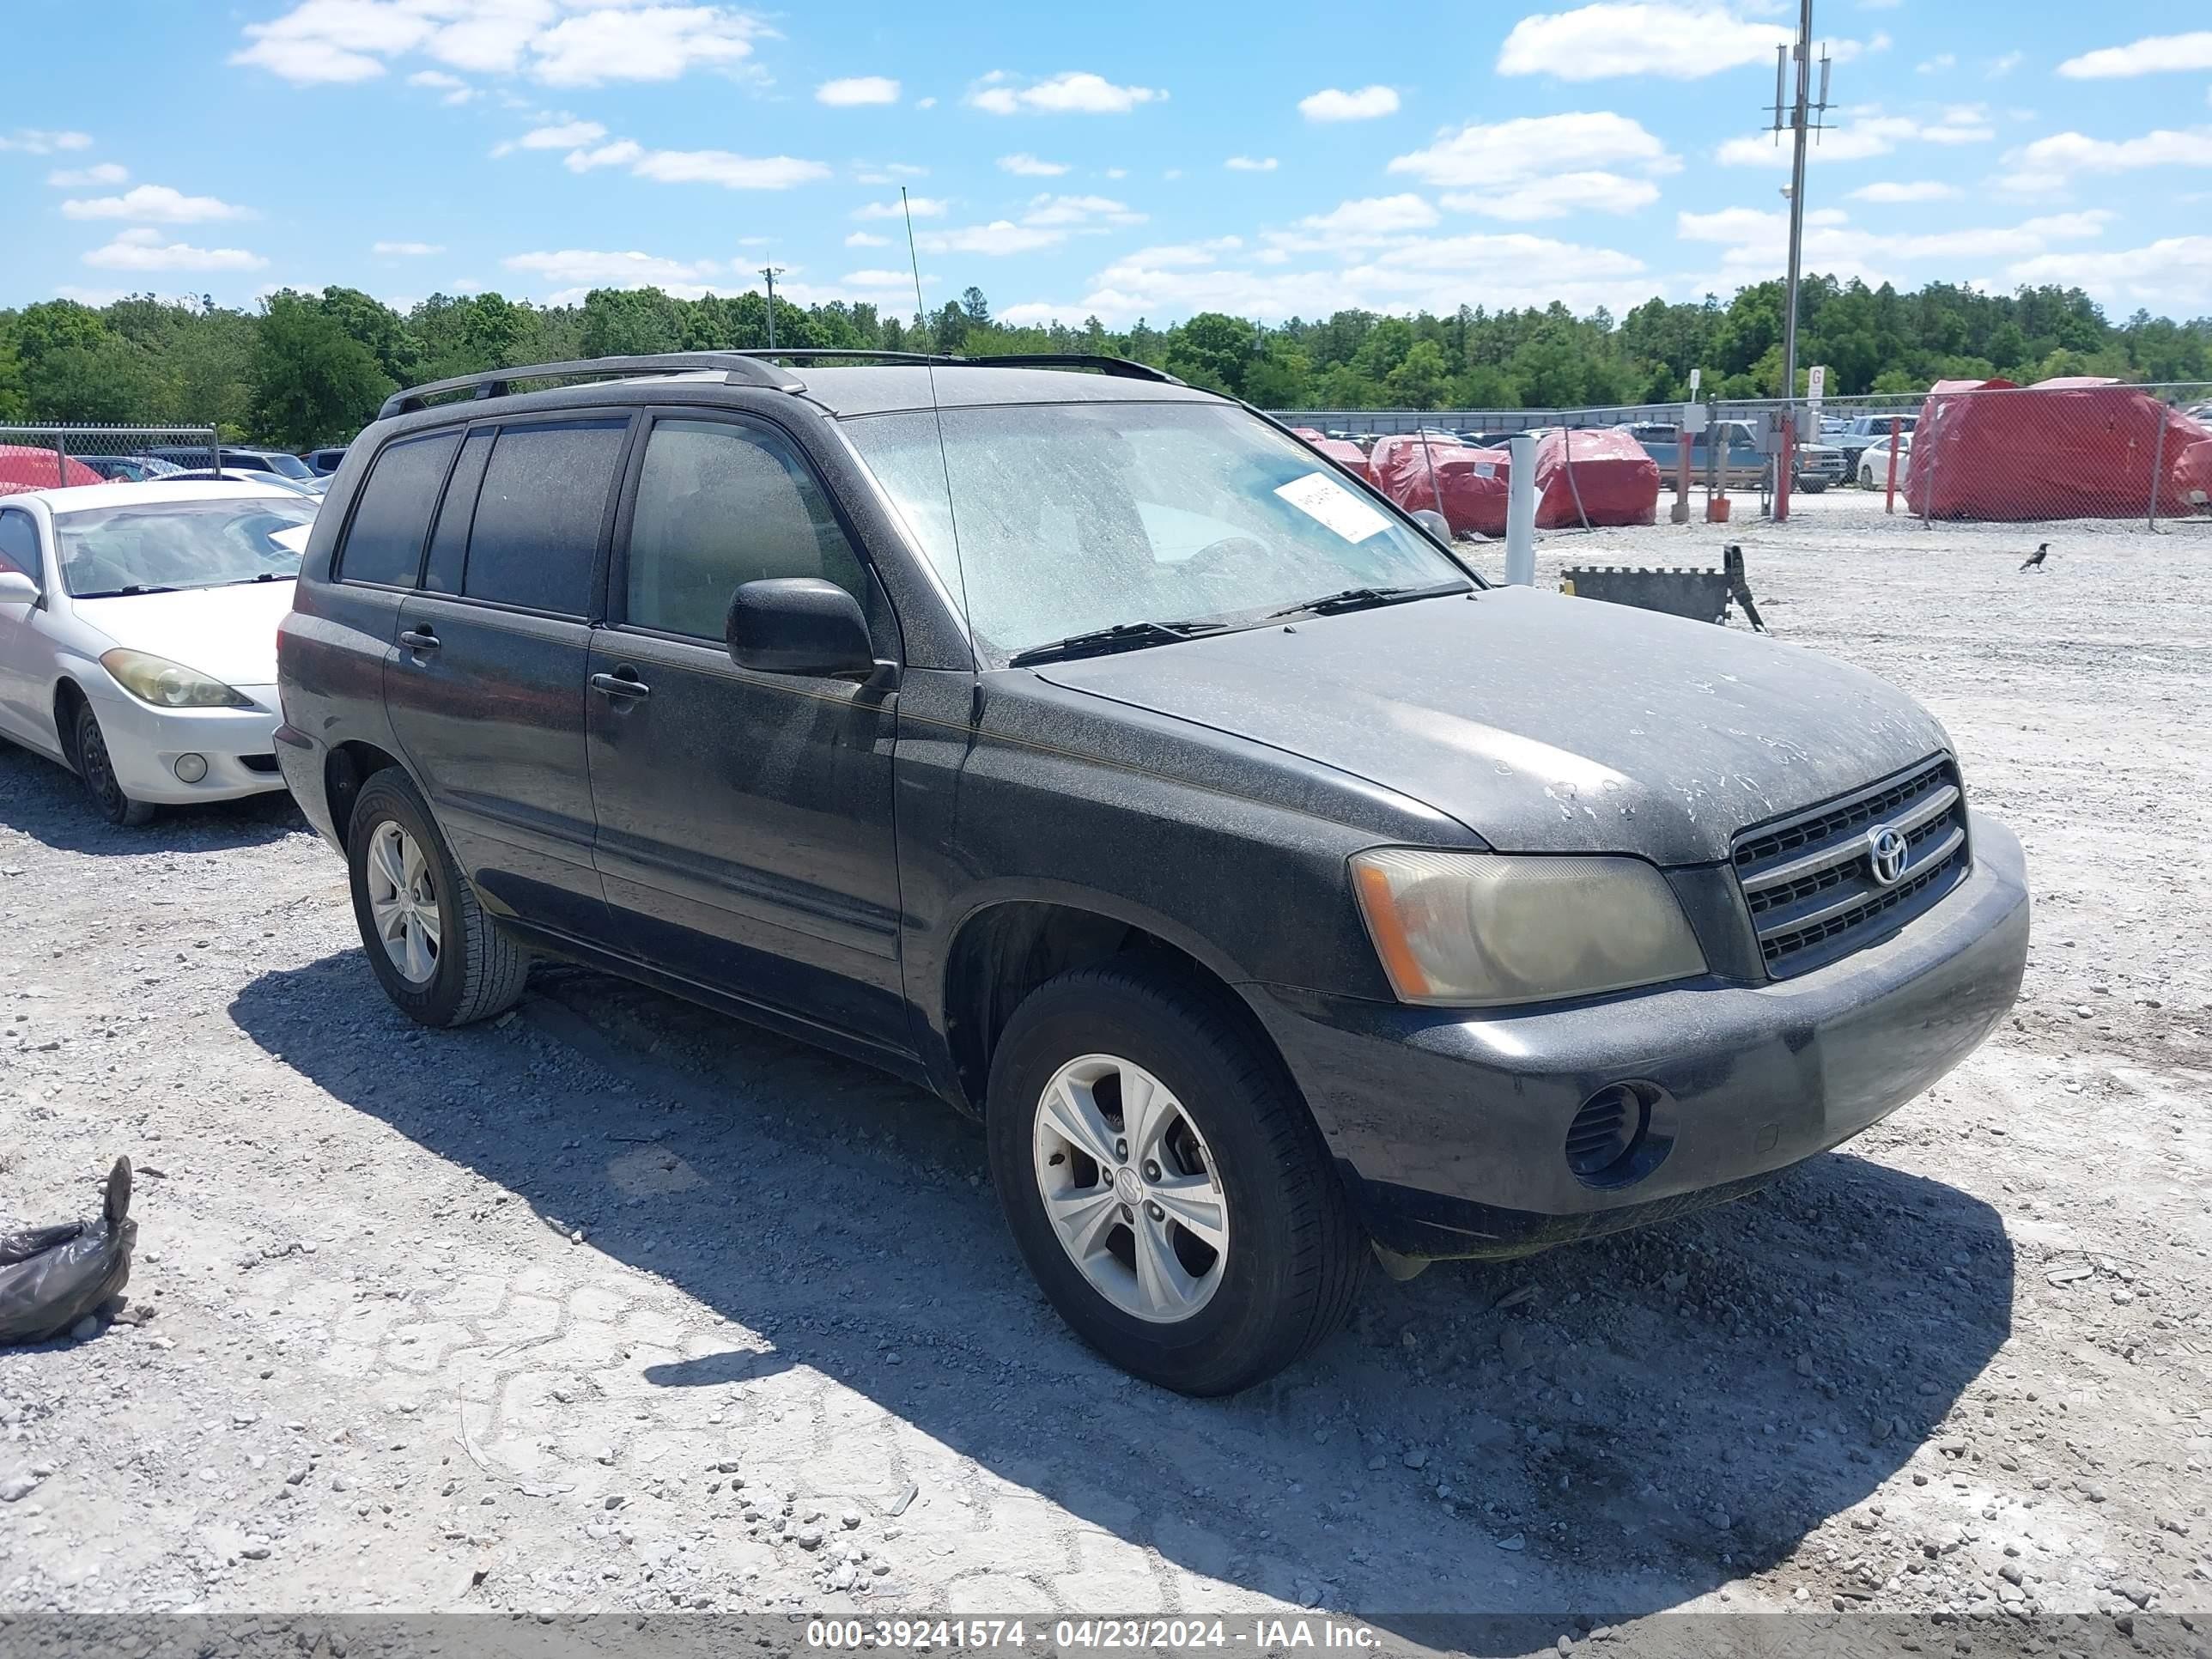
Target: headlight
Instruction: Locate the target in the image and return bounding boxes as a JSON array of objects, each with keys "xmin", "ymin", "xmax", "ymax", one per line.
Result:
[
  {"xmin": 100, "ymin": 648, "xmax": 253, "ymax": 709},
  {"xmin": 1351, "ymin": 848, "xmax": 1706, "ymax": 1007}
]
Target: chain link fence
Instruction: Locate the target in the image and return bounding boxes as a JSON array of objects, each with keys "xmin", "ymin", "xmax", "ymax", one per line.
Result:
[
  {"xmin": 0, "ymin": 426, "xmax": 221, "ymax": 495},
  {"xmin": 1273, "ymin": 382, "xmax": 2212, "ymax": 533}
]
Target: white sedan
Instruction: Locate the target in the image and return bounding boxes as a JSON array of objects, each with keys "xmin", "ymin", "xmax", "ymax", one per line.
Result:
[
  {"xmin": 1857, "ymin": 435, "xmax": 1913, "ymax": 489},
  {"xmin": 0, "ymin": 481, "xmax": 317, "ymax": 825}
]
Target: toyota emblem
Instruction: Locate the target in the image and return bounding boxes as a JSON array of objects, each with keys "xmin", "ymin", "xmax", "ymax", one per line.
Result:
[{"xmin": 1867, "ymin": 824, "xmax": 1910, "ymax": 886}]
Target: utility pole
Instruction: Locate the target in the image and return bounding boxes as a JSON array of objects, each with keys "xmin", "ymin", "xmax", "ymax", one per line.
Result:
[
  {"xmin": 1770, "ymin": 2, "xmax": 1832, "ymax": 406},
  {"xmin": 759, "ymin": 265, "xmax": 786, "ymax": 351}
]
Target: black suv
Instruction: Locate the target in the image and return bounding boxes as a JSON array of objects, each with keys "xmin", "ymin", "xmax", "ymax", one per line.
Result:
[{"xmin": 276, "ymin": 351, "xmax": 2030, "ymax": 1394}]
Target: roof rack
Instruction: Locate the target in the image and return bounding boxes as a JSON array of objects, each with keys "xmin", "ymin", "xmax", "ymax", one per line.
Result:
[
  {"xmin": 723, "ymin": 348, "xmax": 962, "ymax": 366},
  {"xmin": 378, "ymin": 353, "xmax": 805, "ymax": 420},
  {"xmin": 968, "ymin": 354, "xmax": 1184, "ymax": 386}
]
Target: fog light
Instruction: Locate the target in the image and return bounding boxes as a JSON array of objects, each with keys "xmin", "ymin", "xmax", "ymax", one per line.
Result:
[{"xmin": 172, "ymin": 752, "xmax": 209, "ymax": 783}]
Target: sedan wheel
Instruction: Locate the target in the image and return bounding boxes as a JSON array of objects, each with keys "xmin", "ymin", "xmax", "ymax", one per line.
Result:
[
  {"xmin": 1031, "ymin": 1053, "xmax": 1228, "ymax": 1324},
  {"xmin": 363, "ymin": 820, "xmax": 441, "ymax": 985},
  {"xmin": 72, "ymin": 702, "xmax": 154, "ymax": 827}
]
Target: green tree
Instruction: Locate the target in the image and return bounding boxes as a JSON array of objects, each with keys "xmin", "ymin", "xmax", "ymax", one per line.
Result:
[
  {"xmin": 1164, "ymin": 312, "xmax": 1257, "ymax": 395},
  {"xmin": 580, "ymin": 287, "xmax": 683, "ymax": 358},
  {"xmin": 961, "ymin": 286, "xmax": 990, "ymax": 325},
  {"xmin": 1384, "ymin": 340, "xmax": 1452, "ymax": 409},
  {"xmin": 315, "ymin": 287, "xmax": 420, "ymax": 384},
  {"xmin": 250, "ymin": 291, "xmax": 395, "ymax": 447},
  {"xmin": 25, "ymin": 337, "xmax": 161, "ymax": 423}
]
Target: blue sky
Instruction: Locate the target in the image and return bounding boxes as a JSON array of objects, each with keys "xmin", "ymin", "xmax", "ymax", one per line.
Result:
[{"xmin": 5, "ymin": 2, "xmax": 2209, "ymax": 326}]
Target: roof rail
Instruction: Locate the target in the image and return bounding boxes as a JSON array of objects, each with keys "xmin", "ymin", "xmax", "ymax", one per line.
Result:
[
  {"xmin": 968, "ymin": 354, "xmax": 1184, "ymax": 386},
  {"xmin": 378, "ymin": 352, "xmax": 805, "ymax": 420},
  {"xmin": 723, "ymin": 348, "xmax": 963, "ymax": 367}
]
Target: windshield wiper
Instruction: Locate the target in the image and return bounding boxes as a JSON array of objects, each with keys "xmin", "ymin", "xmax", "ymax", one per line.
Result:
[
  {"xmin": 1265, "ymin": 580, "xmax": 1469, "ymax": 621},
  {"xmin": 206, "ymin": 572, "xmax": 295, "ymax": 586},
  {"xmin": 1009, "ymin": 617, "xmax": 1231, "ymax": 667},
  {"xmin": 72, "ymin": 583, "xmax": 183, "ymax": 599}
]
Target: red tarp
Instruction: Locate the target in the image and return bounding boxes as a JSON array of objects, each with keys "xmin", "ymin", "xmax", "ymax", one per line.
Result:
[
  {"xmin": 0, "ymin": 445, "xmax": 101, "ymax": 497},
  {"xmin": 1287, "ymin": 427, "xmax": 1375, "ymax": 482},
  {"xmin": 1369, "ymin": 434, "xmax": 1512, "ymax": 537},
  {"xmin": 1906, "ymin": 377, "xmax": 2212, "ymax": 521},
  {"xmin": 1532, "ymin": 427, "xmax": 1662, "ymax": 528}
]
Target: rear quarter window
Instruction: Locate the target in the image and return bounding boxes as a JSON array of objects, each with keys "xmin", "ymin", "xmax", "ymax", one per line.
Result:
[
  {"xmin": 336, "ymin": 431, "xmax": 460, "ymax": 587},
  {"xmin": 463, "ymin": 419, "xmax": 626, "ymax": 616}
]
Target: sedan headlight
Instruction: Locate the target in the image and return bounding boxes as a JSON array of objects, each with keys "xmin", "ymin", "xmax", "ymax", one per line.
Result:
[
  {"xmin": 1351, "ymin": 848, "xmax": 1706, "ymax": 1007},
  {"xmin": 100, "ymin": 647, "xmax": 254, "ymax": 709}
]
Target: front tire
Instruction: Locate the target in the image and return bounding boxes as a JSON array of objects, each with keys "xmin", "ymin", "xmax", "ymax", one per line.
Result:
[
  {"xmin": 346, "ymin": 769, "xmax": 530, "ymax": 1028},
  {"xmin": 73, "ymin": 702, "xmax": 154, "ymax": 826},
  {"xmin": 986, "ymin": 957, "xmax": 1363, "ymax": 1395}
]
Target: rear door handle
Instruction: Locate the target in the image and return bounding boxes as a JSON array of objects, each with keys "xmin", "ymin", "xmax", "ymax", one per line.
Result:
[
  {"xmin": 590, "ymin": 671, "xmax": 650, "ymax": 700},
  {"xmin": 398, "ymin": 628, "xmax": 440, "ymax": 652}
]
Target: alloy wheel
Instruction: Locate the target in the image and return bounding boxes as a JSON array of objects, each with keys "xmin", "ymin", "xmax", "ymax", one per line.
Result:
[
  {"xmin": 1031, "ymin": 1053, "xmax": 1229, "ymax": 1323},
  {"xmin": 364, "ymin": 820, "xmax": 441, "ymax": 984}
]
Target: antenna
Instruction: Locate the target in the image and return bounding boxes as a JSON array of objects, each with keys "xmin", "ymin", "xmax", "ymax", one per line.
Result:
[{"xmin": 901, "ymin": 186, "xmax": 982, "ymax": 725}]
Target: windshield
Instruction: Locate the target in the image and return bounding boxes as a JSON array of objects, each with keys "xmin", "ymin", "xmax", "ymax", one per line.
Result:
[
  {"xmin": 56, "ymin": 496, "xmax": 318, "ymax": 598},
  {"xmin": 843, "ymin": 402, "xmax": 1467, "ymax": 656},
  {"xmin": 243, "ymin": 452, "xmax": 314, "ymax": 480}
]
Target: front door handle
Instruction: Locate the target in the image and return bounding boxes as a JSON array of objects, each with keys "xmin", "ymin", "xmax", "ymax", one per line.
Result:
[
  {"xmin": 398, "ymin": 627, "xmax": 440, "ymax": 652},
  {"xmin": 590, "ymin": 670, "xmax": 651, "ymax": 700}
]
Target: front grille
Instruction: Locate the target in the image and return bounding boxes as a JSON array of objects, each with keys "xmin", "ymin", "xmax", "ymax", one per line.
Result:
[{"xmin": 1732, "ymin": 755, "xmax": 1970, "ymax": 977}]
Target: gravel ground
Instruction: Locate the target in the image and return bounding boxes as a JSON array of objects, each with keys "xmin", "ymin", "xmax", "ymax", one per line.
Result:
[{"xmin": 1, "ymin": 492, "xmax": 2207, "ymax": 1652}]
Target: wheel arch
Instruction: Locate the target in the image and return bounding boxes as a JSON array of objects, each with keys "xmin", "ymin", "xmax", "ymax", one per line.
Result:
[
  {"xmin": 324, "ymin": 739, "xmax": 409, "ymax": 851},
  {"xmin": 937, "ymin": 892, "xmax": 1292, "ymax": 1121}
]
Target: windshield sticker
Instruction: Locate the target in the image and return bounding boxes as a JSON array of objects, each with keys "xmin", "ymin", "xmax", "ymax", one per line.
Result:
[
  {"xmin": 1274, "ymin": 471, "xmax": 1389, "ymax": 544},
  {"xmin": 270, "ymin": 524, "xmax": 314, "ymax": 556}
]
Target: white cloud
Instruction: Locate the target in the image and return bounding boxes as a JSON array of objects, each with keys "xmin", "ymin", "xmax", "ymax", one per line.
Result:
[
  {"xmin": 1717, "ymin": 106, "xmax": 1994, "ymax": 165},
  {"xmin": 1072, "ymin": 228, "xmax": 1653, "ymax": 325},
  {"xmin": 2012, "ymin": 126, "xmax": 2212, "ymax": 176},
  {"xmin": 1298, "ymin": 85, "xmax": 1400, "ymax": 122},
  {"xmin": 47, "ymin": 162, "xmax": 128, "ymax": 187},
  {"xmin": 1441, "ymin": 171, "xmax": 1661, "ymax": 220},
  {"xmin": 1389, "ymin": 112, "xmax": 1676, "ymax": 188},
  {"xmin": 1288, "ymin": 195, "xmax": 1439, "ymax": 241},
  {"xmin": 559, "ymin": 138, "xmax": 830, "ymax": 189},
  {"xmin": 61, "ymin": 185, "xmax": 252, "ymax": 224},
  {"xmin": 853, "ymin": 196, "xmax": 948, "ymax": 220},
  {"xmin": 374, "ymin": 240, "xmax": 445, "ymax": 255},
  {"xmin": 999, "ymin": 153, "xmax": 1069, "ymax": 176},
  {"xmin": 503, "ymin": 246, "xmax": 721, "ymax": 296},
  {"xmin": 82, "ymin": 228, "xmax": 266, "ymax": 272},
  {"xmin": 844, "ymin": 231, "xmax": 890, "ymax": 247},
  {"xmin": 1674, "ymin": 202, "xmax": 2112, "ymax": 290},
  {"xmin": 1916, "ymin": 53, "xmax": 1955, "ymax": 74},
  {"xmin": 2057, "ymin": 31, "xmax": 2212, "ymax": 78},
  {"xmin": 1225, "ymin": 155, "xmax": 1279, "ymax": 172},
  {"xmin": 507, "ymin": 119, "xmax": 607, "ymax": 152},
  {"xmin": 854, "ymin": 161, "xmax": 927, "ymax": 184},
  {"xmin": 817, "ymin": 76, "xmax": 899, "ymax": 106},
  {"xmin": 915, "ymin": 222, "xmax": 1067, "ymax": 257},
  {"xmin": 915, "ymin": 96, "xmax": 936, "ymax": 110},
  {"xmin": 1, "ymin": 128, "xmax": 92, "ymax": 154},
  {"xmin": 1986, "ymin": 51, "xmax": 2023, "ymax": 79},
  {"xmin": 231, "ymin": 2, "xmax": 769, "ymax": 88},
  {"xmin": 966, "ymin": 71, "xmax": 1165, "ymax": 115},
  {"xmin": 1020, "ymin": 193, "xmax": 1143, "ymax": 227},
  {"xmin": 1850, "ymin": 179, "xmax": 1963, "ymax": 203},
  {"xmin": 1111, "ymin": 237, "xmax": 1243, "ymax": 269},
  {"xmin": 2006, "ymin": 235, "xmax": 2212, "ymax": 307},
  {"xmin": 408, "ymin": 68, "xmax": 474, "ymax": 102},
  {"xmin": 1498, "ymin": 4, "xmax": 1790, "ymax": 80}
]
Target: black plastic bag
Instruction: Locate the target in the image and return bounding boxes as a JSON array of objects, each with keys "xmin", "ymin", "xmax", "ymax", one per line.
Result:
[{"xmin": 0, "ymin": 1158, "xmax": 136, "ymax": 1344}]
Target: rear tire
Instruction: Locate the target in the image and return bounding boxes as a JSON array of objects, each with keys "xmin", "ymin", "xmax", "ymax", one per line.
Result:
[
  {"xmin": 986, "ymin": 957, "xmax": 1364, "ymax": 1395},
  {"xmin": 72, "ymin": 702, "xmax": 154, "ymax": 827},
  {"xmin": 345, "ymin": 768, "xmax": 530, "ymax": 1028}
]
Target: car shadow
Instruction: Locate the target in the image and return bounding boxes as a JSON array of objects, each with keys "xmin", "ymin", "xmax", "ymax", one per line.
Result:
[
  {"xmin": 228, "ymin": 953, "xmax": 2013, "ymax": 1633},
  {"xmin": 0, "ymin": 740, "xmax": 304, "ymax": 855}
]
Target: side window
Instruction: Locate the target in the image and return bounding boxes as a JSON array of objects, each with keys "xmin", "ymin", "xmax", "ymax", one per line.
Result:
[
  {"xmin": 421, "ymin": 428, "xmax": 495, "ymax": 595},
  {"xmin": 0, "ymin": 509, "xmax": 39, "ymax": 580},
  {"xmin": 336, "ymin": 431, "xmax": 460, "ymax": 587},
  {"xmin": 464, "ymin": 419, "xmax": 626, "ymax": 616},
  {"xmin": 623, "ymin": 418, "xmax": 865, "ymax": 641}
]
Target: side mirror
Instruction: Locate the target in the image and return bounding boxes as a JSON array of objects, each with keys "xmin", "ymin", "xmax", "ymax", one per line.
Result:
[
  {"xmin": 726, "ymin": 577, "xmax": 877, "ymax": 678},
  {"xmin": 1410, "ymin": 508, "xmax": 1454, "ymax": 544},
  {"xmin": 0, "ymin": 570, "xmax": 40, "ymax": 606}
]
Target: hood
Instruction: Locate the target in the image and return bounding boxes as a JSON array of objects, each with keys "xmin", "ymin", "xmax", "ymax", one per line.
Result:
[
  {"xmin": 70, "ymin": 580, "xmax": 294, "ymax": 689},
  {"xmin": 1034, "ymin": 586, "xmax": 1949, "ymax": 865}
]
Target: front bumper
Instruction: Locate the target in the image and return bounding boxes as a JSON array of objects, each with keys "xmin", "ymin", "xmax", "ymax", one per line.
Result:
[
  {"xmin": 1249, "ymin": 814, "xmax": 2030, "ymax": 1260},
  {"xmin": 82, "ymin": 684, "xmax": 287, "ymax": 805}
]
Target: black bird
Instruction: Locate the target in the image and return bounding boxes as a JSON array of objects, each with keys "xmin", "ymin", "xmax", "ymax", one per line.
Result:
[{"xmin": 2021, "ymin": 542, "xmax": 2051, "ymax": 571}]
